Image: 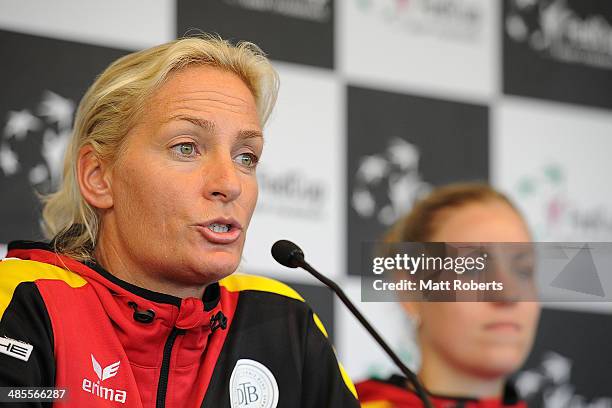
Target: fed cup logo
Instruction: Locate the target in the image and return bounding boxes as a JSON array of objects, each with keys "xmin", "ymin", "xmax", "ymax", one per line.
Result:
[
  {"xmin": 351, "ymin": 138, "xmax": 431, "ymax": 226},
  {"xmin": 505, "ymin": 0, "xmax": 612, "ymax": 69},
  {"xmin": 229, "ymin": 359, "xmax": 279, "ymax": 408},
  {"xmin": 0, "ymin": 90, "xmax": 75, "ymax": 192}
]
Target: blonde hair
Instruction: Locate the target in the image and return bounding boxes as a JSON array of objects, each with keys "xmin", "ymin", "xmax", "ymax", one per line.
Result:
[{"xmin": 42, "ymin": 35, "xmax": 280, "ymax": 262}]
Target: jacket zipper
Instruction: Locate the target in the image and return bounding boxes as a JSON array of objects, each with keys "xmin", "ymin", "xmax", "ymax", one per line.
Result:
[{"xmin": 156, "ymin": 327, "xmax": 185, "ymax": 408}]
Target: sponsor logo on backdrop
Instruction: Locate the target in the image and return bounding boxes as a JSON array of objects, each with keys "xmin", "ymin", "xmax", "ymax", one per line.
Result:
[
  {"xmin": 351, "ymin": 138, "xmax": 431, "ymax": 226},
  {"xmin": 229, "ymin": 359, "xmax": 279, "ymax": 408},
  {"xmin": 517, "ymin": 352, "xmax": 612, "ymax": 408},
  {"xmin": 355, "ymin": 0, "xmax": 484, "ymax": 41},
  {"xmin": 257, "ymin": 169, "xmax": 326, "ymax": 219},
  {"xmin": 0, "ymin": 91, "xmax": 74, "ymax": 193},
  {"xmin": 223, "ymin": 0, "xmax": 331, "ymax": 22},
  {"xmin": 506, "ymin": 0, "xmax": 612, "ymax": 69},
  {"xmin": 515, "ymin": 163, "xmax": 612, "ymax": 241}
]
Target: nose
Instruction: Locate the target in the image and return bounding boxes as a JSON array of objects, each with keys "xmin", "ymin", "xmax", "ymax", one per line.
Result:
[{"xmin": 203, "ymin": 152, "xmax": 242, "ymax": 202}]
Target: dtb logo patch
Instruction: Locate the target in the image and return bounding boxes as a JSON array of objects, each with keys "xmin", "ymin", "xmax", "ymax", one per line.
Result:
[{"xmin": 230, "ymin": 359, "xmax": 279, "ymax": 408}]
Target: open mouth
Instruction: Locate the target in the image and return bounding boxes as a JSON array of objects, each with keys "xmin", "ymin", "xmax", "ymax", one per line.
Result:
[
  {"xmin": 195, "ymin": 219, "xmax": 242, "ymax": 245},
  {"xmin": 207, "ymin": 223, "xmax": 232, "ymax": 233}
]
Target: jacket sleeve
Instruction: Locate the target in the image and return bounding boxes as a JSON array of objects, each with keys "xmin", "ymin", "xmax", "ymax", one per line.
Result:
[
  {"xmin": 300, "ymin": 310, "xmax": 360, "ymax": 408},
  {"xmin": 0, "ymin": 281, "xmax": 55, "ymax": 407}
]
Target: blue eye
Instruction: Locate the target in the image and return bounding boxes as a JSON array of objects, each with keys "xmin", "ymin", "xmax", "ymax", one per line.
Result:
[{"xmin": 234, "ymin": 153, "xmax": 258, "ymax": 168}]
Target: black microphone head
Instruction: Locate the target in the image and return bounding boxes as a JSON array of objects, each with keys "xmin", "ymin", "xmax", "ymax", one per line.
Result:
[{"xmin": 271, "ymin": 240, "xmax": 305, "ymax": 268}]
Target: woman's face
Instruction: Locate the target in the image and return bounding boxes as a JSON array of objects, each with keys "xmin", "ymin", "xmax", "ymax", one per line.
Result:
[
  {"xmin": 409, "ymin": 200, "xmax": 541, "ymax": 378},
  {"xmin": 99, "ymin": 65, "xmax": 262, "ymax": 288}
]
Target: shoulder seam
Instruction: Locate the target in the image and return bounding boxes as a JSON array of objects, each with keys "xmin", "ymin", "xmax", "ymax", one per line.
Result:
[
  {"xmin": 0, "ymin": 259, "xmax": 87, "ymax": 285},
  {"xmin": 0, "ymin": 259, "xmax": 87, "ymax": 320},
  {"xmin": 219, "ymin": 273, "xmax": 304, "ymax": 302}
]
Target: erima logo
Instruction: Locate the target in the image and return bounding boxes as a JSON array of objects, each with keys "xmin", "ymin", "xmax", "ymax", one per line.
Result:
[
  {"xmin": 0, "ymin": 336, "xmax": 33, "ymax": 361},
  {"xmin": 229, "ymin": 359, "xmax": 279, "ymax": 408},
  {"xmin": 81, "ymin": 354, "xmax": 127, "ymax": 404},
  {"xmin": 91, "ymin": 354, "xmax": 120, "ymax": 381}
]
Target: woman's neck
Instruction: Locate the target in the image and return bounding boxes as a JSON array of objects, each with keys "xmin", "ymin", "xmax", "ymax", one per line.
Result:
[
  {"xmin": 94, "ymin": 234, "xmax": 206, "ymax": 299},
  {"xmin": 418, "ymin": 346, "xmax": 505, "ymax": 400}
]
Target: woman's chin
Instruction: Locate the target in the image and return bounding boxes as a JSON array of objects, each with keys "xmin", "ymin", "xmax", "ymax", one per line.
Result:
[
  {"xmin": 468, "ymin": 351, "xmax": 526, "ymax": 378},
  {"xmin": 196, "ymin": 257, "xmax": 241, "ymax": 280}
]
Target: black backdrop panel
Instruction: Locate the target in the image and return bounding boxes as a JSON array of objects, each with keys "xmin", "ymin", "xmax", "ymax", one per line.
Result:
[
  {"xmin": 0, "ymin": 30, "xmax": 129, "ymax": 242},
  {"xmin": 503, "ymin": 0, "xmax": 612, "ymax": 109},
  {"xmin": 518, "ymin": 308, "xmax": 612, "ymax": 406},
  {"xmin": 177, "ymin": 0, "xmax": 334, "ymax": 68},
  {"xmin": 346, "ymin": 85, "xmax": 489, "ymax": 276}
]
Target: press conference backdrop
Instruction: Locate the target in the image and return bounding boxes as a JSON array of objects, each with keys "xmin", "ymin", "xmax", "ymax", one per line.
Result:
[{"xmin": 1, "ymin": 1, "xmax": 611, "ymax": 406}]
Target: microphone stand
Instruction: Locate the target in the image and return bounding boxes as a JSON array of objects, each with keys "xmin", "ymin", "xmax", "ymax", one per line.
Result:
[{"xmin": 297, "ymin": 259, "xmax": 433, "ymax": 408}]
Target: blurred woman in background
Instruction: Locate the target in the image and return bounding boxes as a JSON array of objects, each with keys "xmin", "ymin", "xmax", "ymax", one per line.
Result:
[{"xmin": 357, "ymin": 183, "xmax": 540, "ymax": 408}]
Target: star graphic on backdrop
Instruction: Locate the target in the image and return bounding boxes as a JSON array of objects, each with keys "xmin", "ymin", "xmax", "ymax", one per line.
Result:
[
  {"xmin": 357, "ymin": 155, "xmax": 389, "ymax": 184},
  {"xmin": 388, "ymin": 137, "xmax": 419, "ymax": 169},
  {"xmin": 542, "ymin": 352, "xmax": 571, "ymax": 385},
  {"xmin": 41, "ymin": 128, "xmax": 70, "ymax": 187},
  {"xmin": 38, "ymin": 91, "xmax": 75, "ymax": 130},
  {"xmin": 352, "ymin": 189, "xmax": 376, "ymax": 217},
  {"xmin": 515, "ymin": 371, "xmax": 544, "ymax": 397},
  {"xmin": 0, "ymin": 144, "xmax": 20, "ymax": 175},
  {"xmin": 3, "ymin": 110, "xmax": 42, "ymax": 140}
]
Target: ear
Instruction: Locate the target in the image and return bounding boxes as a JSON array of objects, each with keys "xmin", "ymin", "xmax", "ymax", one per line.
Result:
[
  {"xmin": 400, "ymin": 301, "xmax": 422, "ymax": 329},
  {"xmin": 393, "ymin": 270, "xmax": 421, "ymax": 322},
  {"xmin": 77, "ymin": 145, "xmax": 113, "ymax": 210},
  {"xmin": 400, "ymin": 301, "xmax": 419, "ymax": 319}
]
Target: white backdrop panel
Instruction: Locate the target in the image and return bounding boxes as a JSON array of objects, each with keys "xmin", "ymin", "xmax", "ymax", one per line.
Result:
[
  {"xmin": 241, "ymin": 62, "xmax": 345, "ymax": 281},
  {"xmin": 0, "ymin": 0, "xmax": 174, "ymax": 49},
  {"xmin": 492, "ymin": 97, "xmax": 612, "ymax": 242},
  {"xmin": 336, "ymin": 279, "xmax": 420, "ymax": 382},
  {"xmin": 339, "ymin": 0, "xmax": 499, "ymax": 102},
  {"xmin": 492, "ymin": 97, "xmax": 612, "ymax": 314}
]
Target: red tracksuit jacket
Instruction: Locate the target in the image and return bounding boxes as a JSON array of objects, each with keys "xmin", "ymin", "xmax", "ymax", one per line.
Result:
[{"xmin": 0, "ymin": 241, "xmax": 359, "ymax": 407}]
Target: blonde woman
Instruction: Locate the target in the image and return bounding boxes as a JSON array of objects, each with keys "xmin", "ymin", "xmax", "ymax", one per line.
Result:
[
  {"xmin": 0, "ymin": 36, "xmax": 358, "ymax": 408},
  {"xmin": 357, "ymin": 183, "xmax": 540, "ymax": 408}
]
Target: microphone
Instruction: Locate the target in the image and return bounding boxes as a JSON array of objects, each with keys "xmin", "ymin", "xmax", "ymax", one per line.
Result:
[{"xmin": 271, "ymin": 240, "xmax": 432, "ymax": 408}]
